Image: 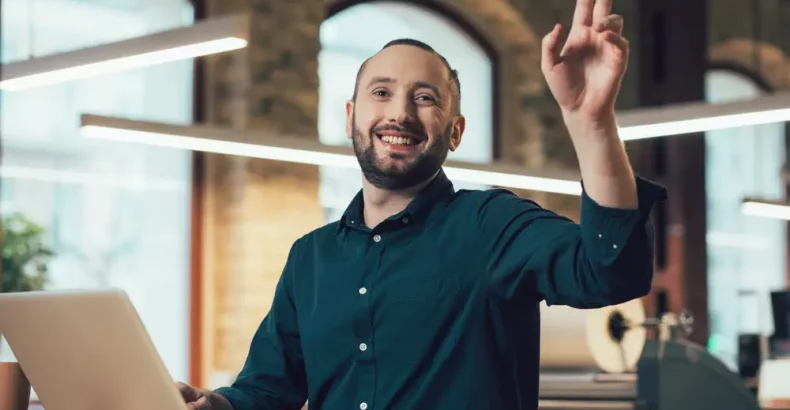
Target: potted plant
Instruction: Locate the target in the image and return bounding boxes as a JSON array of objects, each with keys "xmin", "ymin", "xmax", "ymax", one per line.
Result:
[
  {"xmin": 2, "ymin": 212, "xmax": 52, "ymax": 293},
  {"xmin": 0, "ymin": 212, "xmax": 53, "ymax": 409}
]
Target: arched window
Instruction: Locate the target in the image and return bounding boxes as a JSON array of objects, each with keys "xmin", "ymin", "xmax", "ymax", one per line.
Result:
[
  {"xmin": 318, "ymin": 1, "xmax": 494, "ymax": 222},
  {"xmin": 705, "ymin": 69, "xmax": 787, "ymax": 369}
]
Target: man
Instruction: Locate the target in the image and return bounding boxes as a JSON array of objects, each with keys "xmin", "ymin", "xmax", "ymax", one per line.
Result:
[{"xmin": 178, "ymin": 0, "xmax": 666, "ymax": 408}]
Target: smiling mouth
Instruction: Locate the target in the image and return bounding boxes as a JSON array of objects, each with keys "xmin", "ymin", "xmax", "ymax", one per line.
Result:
[{"xmin": 377, "ymin": 133, "xmax": 422, "ymax": 146}]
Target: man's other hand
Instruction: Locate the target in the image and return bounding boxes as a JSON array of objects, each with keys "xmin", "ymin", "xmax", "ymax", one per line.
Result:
[{"xmin": 176, "ymin": 381, "xmax": 232, "ymax": 410}]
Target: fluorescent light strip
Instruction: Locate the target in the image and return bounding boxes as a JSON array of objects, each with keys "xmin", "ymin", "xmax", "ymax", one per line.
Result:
[
  {"xmin": 0, "ymin": 165, "xmax": 186, "ymax": 191},
  {"xmin": 442, "ymin": 168, "xmax": 580, "ymax": 195},
  {"xmin": 741, "ymin": 198, "xmax": 790, "ymax": 221},
  {"xmin": 617, "ymin": 92, "xmax": 790, "ymax": 140},
  {"xmin": 80, "ymin": 115, "xmax": 583, "ymax": 196},
  {"xmin": 1, "ymin": 38, "xmax": 246, "ymax": 90},
  {"xmin": 1, "ymin": 14, "xmax": 249, "ymax": 91},
  {"xmin": 706, "ymin": 231, "xmax": 772, "ymax": 250}
]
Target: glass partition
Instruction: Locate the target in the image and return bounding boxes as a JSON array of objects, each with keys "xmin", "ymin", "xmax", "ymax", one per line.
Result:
[
  {"xmin": 0, "ymin": 0, "xmax": 195, "ymax": 385},
  {"xmin": 704, "ymin": 69, "xmax": 787, "ymax": 369}
]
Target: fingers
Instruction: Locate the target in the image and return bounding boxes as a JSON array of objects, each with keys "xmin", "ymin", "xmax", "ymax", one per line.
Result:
[
  {"xmin": 176, "ymin": 382, "xmax": 212, "ymax": 409},
  {"xmin": 595, "ymin": 14, "xmax": 623, "ymax": 36},
  {"xmin": 593, "ymin": 0, "xmax": 613, "ymax": 22},
  {"xmin": 574, "ymin": 0, "xmax": 613, "ymax": 27},
  {"xmin": 541, "ymin": 24, "xmax": 564, "ymax": 72},
  {"xmin": 176, "ymin": 381, "xmax": 208, "ymax": 408},
  {"xmin": 572, "ymin": 0, "xmax": 594, "ymax": 26},
  {"xmin": 176, "ymin": 382, "xmax": 193, "ymax": 400},
  {"xmin": 186, "ymin": 396, "xmax": 210, "ymax": 410},
  {"xmin": 603, "ymin": 31, "xmax": 630, "ymax": 57}
]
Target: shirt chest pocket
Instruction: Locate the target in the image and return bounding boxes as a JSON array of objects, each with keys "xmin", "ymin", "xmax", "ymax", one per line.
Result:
[{"xmin": 371, "ymin": 271, "xmax": 464, "ymax": 363}]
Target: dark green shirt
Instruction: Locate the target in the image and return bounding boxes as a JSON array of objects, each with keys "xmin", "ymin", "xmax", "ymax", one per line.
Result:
[{"xmin": 215, "ymin": 170, "xmax": 666, "ymax": 410}]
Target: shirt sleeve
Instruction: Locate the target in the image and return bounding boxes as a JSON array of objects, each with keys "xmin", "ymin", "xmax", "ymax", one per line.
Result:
[
  {"xmin": 214, "ymin": 241, "xmax": 307, "ymax": 410},
  {"xmin": 478, "ymin": 176, "xmax": 667, "ymax": 308}
]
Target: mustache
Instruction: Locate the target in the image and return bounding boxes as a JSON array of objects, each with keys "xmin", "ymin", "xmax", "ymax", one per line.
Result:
[{"xmin": 371, "ymin": 123, "xmax": 425, "ymax": 139}]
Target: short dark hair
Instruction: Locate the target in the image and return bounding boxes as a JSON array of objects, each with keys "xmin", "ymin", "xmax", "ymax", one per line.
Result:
[{"xmin": 351, "ymin": 38, "xmax": 461, "ymax": 115}]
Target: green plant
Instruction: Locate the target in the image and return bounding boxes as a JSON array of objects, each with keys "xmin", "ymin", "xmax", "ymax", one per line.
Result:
[{"xmin": 1, "ymin": 213, "xmax": 53, "ymax": 292}]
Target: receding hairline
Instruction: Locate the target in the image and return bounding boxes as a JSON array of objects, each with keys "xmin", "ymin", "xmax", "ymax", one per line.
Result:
[{"xmin": 351, "ymin": 40, "xmax": 462, "ymax": 115}]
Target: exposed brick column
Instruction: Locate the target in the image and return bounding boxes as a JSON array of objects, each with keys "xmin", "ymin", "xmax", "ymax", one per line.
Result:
[{"xmin": 199, "ymin": 0, "xmax": 326, "ymax": 388}]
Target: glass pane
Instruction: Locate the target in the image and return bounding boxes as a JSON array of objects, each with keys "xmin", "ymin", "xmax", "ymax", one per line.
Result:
[
  {"xmin": 704, "ymin": 70, "xmax": 787, "ymax": 369},
  {"xmin": 0, "ymin": 0, "xmax": 195, "ymax": 389},
  {"xmin": 2, "ymin": 0, "xmax": 194, "ymax": 62}
]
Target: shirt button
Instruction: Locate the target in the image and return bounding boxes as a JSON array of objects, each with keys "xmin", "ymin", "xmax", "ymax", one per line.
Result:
[
  {"xmin": 359, "ymin": 287, "xmax": 367, "ymax": 295},
  {"xmin": 373, "ymin": 234, "xmax": 381, "ymax": 242},
  {"xmin": 598, "ymin": 233, "xmax": 602, "ymax": 238},
  {"xmin": 613, "ymin": 244, "xmax": 618, "ymax": 249},
  {"xmin": 359, "ymin": 343, "xmax": 368, "ymax": 351},
  {"xmin": 402, "ymin": 217, "xmax": 409, "ymax": 224},
  {"xmin": 360, "ymin": 403, "xmax": 368, "ymax": 410}
]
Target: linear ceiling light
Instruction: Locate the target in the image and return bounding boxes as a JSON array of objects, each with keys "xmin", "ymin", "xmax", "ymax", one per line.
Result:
[
  {"xmin": 79, "ymin": 114, "xmax": 583, "ymax": 196},
  {"xmin": 0, "ymin": 14, "xmax": 249, "ymax": 91},
  {"xmin": 617, "ymin": 91, "xmax": 790, "ymax": 140},
  {"xmin": 0, "ymin": 165, "xmax": 185, "ymax": 192},
  {"xmin": 741, "ymin": 197, "xmax": 790, "ymax": 221}
]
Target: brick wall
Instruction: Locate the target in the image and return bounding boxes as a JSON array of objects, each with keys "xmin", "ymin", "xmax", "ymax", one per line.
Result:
[
  {"xmin": 200, "ymin": 0, "xmax": 326, "ymax": 387},
  {"xmin": 709, "ymin": 0, "xmax": 790, "ymax": 89}
]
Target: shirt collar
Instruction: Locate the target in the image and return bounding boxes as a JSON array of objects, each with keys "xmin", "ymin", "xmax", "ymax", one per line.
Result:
[{"xmin": 338, "ymin": 169, "xmax": 455, "ymax": 232}]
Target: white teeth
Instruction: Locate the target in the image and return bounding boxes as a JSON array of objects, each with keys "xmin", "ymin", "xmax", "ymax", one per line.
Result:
[{"xmin": 380, "ymin": 135, "xmax": 413, "ymax": 145}]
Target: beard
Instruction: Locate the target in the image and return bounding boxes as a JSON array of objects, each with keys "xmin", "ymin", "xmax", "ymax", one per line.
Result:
[{"xmin": 351, "ymin": 112, "xmax": 451, "ymax": 190}]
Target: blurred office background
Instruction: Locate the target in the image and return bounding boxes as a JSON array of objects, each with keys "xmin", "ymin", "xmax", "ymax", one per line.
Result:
[{"xmin": 1, "ymin": 0, "xmax": 790, "ymax": 405}]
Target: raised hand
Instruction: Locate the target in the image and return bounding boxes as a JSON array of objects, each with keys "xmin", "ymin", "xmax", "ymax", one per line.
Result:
[{"xmin": 541, "ymin": 0, "xmax": 628, "ymax": 123}]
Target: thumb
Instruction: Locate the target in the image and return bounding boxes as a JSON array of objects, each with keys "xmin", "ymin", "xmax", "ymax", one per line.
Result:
[
  {"xmin": 541, "ymin": 24, "xmax": 564, "ymax": 74},
  {"xmin": 176, "ymin": 382, "xmax": 199, "ymax": 402}
]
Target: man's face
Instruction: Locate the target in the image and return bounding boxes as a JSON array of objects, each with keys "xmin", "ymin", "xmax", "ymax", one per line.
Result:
[{"xmin": 346, "ymin": 45, "xmax": 465, "ymax": 190}]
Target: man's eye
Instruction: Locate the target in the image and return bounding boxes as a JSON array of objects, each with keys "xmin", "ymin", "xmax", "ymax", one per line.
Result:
[
  {"xmin": 416, "ymin": 95, "xmax": 435, "ymax": 102},
  {"xmin": 373, "ymin": 90, "xmax": 389, "ymax": 97}
]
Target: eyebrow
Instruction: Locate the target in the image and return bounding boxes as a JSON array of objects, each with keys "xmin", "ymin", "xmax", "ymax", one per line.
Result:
[
  {"xmin": 414, "ymin": 81, "xmax": 440, "ymax": 96},
  {"xmin": 367, "ymin": 76, "xmax": 396, "ymax": 87},
  {"xmin": 367, "ymin": 77, "xmax": 441, "ymax": 96}
]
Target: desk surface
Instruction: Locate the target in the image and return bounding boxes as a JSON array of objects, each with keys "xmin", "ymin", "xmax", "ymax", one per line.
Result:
[{"xmin": 26, "ymin": 403, "xmax": 790, "ymax": 410}]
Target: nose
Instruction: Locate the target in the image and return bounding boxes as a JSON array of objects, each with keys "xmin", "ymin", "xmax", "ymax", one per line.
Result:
[{"xmin": 384, "ymin": 93, "xmax": 415, "ymax": 124}]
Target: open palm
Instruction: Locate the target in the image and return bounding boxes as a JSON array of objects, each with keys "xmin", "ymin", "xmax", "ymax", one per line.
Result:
[{"xmin": 541, "ymin": 0, "xmax": 629, "ymax": 122}]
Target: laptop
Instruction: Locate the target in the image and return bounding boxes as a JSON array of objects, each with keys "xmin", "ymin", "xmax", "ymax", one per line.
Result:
[{"xmin": 0, "ymin": 289, "xmax": 188, "ymax": 410}]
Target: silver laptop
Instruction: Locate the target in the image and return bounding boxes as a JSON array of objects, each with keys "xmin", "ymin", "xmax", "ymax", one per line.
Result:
[{"xmin": 0, "ymin": 289, "xmax": 187, "ymax": 410}]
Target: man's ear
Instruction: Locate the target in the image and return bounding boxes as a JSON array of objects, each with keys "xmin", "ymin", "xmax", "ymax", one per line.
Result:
[
  {"xmin": 449, "ymin": 115, "xmax": 465, "ymax": 152},
  {"xmin": 345, "ymin": 100, "xmax": 354, "ymax": 140}
]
